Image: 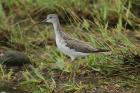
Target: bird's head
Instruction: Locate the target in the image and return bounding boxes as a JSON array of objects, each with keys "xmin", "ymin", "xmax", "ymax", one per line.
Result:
[{"xmin": 42, "ymin": 14, "xmax": 58, "ymax": 23}]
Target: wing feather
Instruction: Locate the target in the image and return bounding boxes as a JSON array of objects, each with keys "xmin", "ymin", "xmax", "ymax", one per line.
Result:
[{"xmin": 61, "ymin": 33, "xmax": 109, "ymax": 53}]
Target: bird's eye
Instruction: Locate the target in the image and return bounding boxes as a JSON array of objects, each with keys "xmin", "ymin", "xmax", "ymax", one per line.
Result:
[{"xmin": 49, "ymin": 17, "xmax": 52, "ymax": 19}]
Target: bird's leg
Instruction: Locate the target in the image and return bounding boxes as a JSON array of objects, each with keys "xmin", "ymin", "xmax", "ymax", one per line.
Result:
[
  {"xmin": 72, "ymin": 62, "xmax": 77, "ymax": 81},
  {"xmin": 71, "ymin": 57, "xmax": 75, "ymax": 62},
  {"xmin": 63, "ymin": 56, "xmax": 74, "ymax": 72},
  {"xmin": 69, "ymin": 57, "xmax": 79, "ymax": 81}
]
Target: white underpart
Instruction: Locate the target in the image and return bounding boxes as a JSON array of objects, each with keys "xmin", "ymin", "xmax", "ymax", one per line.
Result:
[
  {"xmin": 56, "ymin": 37, "xmax": 89, "ymax": 60},
  {"xmin": 49, "ymin": 17, "xmax": 90, "ymax": 60}
]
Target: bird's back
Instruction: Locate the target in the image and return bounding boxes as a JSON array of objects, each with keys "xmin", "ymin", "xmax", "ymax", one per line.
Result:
[{"xmin": 61, "ymin": 32, "xmax": 109, "ymax": 53}]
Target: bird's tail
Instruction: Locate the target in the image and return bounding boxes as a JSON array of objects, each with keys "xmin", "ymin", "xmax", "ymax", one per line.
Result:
[
  {"xmin": 93, "ymin": 48, "xmax": 110, "ymax": 52},
  {"xmin": 93, "ymin": 48, "xmax": 111, "ymax": 55}
]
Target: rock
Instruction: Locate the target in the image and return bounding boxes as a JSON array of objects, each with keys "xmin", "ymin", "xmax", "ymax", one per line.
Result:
[{"xmin": 0, "ymin": 50, "xmax": 30, "ymax": 67}]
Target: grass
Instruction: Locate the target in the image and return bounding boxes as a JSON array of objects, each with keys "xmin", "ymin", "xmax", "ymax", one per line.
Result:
[{"xmin": 0, "ymin": 0, "xmax": 140, "ymax": 93}]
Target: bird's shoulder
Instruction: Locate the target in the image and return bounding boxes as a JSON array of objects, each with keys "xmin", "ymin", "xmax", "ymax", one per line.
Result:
[{"xmin": 61, "ymin": 32, "xmax": 91, "ymax": 47}]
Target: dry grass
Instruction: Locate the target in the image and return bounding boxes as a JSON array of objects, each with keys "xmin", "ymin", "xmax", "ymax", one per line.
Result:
[{"xmin": 0, "ymin": 0, "xmax": 140, "ymax": 93}]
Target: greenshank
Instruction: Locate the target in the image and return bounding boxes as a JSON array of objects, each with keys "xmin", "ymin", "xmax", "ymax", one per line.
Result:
[{"xmin": 42, "ymin": 14, "xmax": 109, "ymax": 61}]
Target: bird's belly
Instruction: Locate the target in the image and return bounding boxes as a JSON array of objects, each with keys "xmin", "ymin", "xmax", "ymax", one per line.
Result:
[{"xmin": 56, "ymin": 40, "xmax": 89, "ymax": 58}]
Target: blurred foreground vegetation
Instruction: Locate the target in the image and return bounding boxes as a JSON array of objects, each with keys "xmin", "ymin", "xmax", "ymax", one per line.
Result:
[{"xmin": 0, "ymin": 0, "xmax": 140, "ymax": 93}]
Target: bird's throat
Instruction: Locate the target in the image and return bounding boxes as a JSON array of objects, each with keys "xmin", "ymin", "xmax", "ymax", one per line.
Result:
[{"xmin": 53, "ymin": 20, "xmax": 62, "ymax": 39}]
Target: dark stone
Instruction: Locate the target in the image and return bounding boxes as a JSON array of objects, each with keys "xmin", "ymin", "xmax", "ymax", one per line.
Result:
[{"xmin": 0, "ymin": 50, "xmax": 30, "ymax": 67}]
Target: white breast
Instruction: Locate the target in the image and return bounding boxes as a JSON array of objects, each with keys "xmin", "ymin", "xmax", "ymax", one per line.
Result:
[{"xmin": 55, "ymin": 37, "xmax": 89, "ymax": 59}]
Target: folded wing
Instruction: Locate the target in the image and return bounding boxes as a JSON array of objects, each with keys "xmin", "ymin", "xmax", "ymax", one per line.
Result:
[{"xmin": 64, "ymin": 38, "xmax": 109, "ymax": 53}]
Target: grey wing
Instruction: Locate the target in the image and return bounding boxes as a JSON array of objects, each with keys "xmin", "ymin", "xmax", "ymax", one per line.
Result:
[{"xmin": 65, "ymin": 38, "xmax": 109, "ymax": 53}]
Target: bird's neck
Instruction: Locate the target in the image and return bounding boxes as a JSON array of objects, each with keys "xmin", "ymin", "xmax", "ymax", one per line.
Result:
[{"xmin": 52, "ymin": 19, "xmax": 62, "ymax": 39}]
